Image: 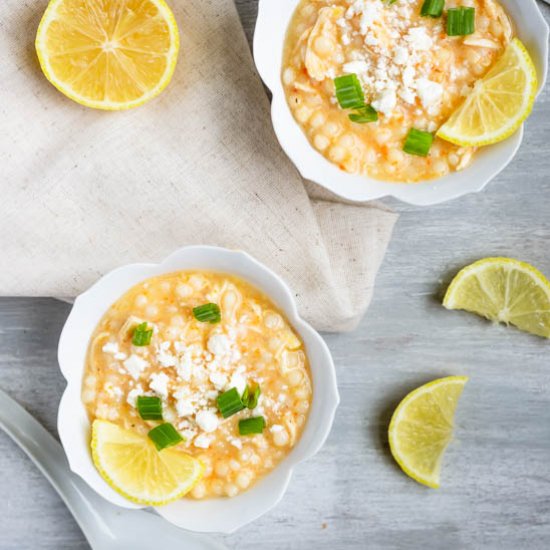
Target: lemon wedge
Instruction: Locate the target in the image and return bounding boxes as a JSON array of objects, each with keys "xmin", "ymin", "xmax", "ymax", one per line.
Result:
[
  {"xmin": 35, "ymin": 0, "xmax": 180, "ymax": 110},
  {"xmin": 388, "ymin": 376, "xmax": 468, "ymax": 489},
  {"xmin": 443, "ymin": 257, "xmax": 550, "ymax": 339},
  {"xmin": 91, "ymin": 420, "xmax": 203, "ymax": 505},
  {"xmin": 437, "ymin": 38, "xmax": 537, "ymax": 147}
]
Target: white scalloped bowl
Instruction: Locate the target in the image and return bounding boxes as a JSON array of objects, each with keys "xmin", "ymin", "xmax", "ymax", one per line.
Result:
[
  {"xmin": 57, "ymin": 246, "xmax": 339, "ymax": 533},
  {"xmin": 253, "ymin": 0, "xmax": 548, "ymax": 205}
]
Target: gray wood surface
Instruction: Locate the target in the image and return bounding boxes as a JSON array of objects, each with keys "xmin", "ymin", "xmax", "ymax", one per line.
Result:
[{"xmin": 1, "ymin": 1, "xmax": 550, "ymax": 549}]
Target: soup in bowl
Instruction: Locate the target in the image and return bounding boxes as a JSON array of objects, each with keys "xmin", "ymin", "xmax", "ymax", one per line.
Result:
[{"xmin": 57, "ymin": 246, "xmax": 339, "ymax": 533}]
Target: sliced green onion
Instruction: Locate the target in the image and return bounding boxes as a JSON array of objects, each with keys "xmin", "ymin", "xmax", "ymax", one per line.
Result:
[
  {"xmin": 137, "ymin": 396, "xmax": 163, "ymax": 420},
  {"xmin": 334, "ymin": 74, "xmax": 365, "ymax": 109},
  {"xmin": 193, "ymin": 303, "xmax": 221, "ymax": 323},
  {"xmin": 217, "ymin": 387, "xmax": 245, "ymax": 418},
  {"xmin": 239, "ymin": 416, "xmax": 266, "ymax": 435},
  {"xmin": 242, "ymin": 384, "xmax": 261, "ymax": 409},
  {"xmin": 384, "ymin": 0, "xmax": 398, "ymax": 5},
  {"xmin": 403, "ymin": 128, "xmax": 434, "ymax": 157},
  {"xmin": 147, "ymin": 423, "xmax": 183, "ymax": 451},
  {"xmin": 248, "ymin": 386, "xmax": 261, "ymax": 409},
  {"xmin": 349, "ymin": 105, "xmax": 378, "ymax": 124},
  {"xmin": 421, "ymin": 0, "xmax": 444, "ymax": 18},
  {"xmin": 446, "ymin": 7, "xmax": 475, "ymax": 36},
  {"xmin": 132, "ymin": 322, "xmax": 153, "ymax": 346}
]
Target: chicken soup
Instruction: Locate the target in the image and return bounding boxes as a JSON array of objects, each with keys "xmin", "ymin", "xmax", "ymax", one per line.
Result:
[
  {"xmin": 82, "ymin": 271, "xmax": 312, "ymax": 499},
  {"xmin": 282, "ymin": 0, "xmax": 514, "ymax": 182}
]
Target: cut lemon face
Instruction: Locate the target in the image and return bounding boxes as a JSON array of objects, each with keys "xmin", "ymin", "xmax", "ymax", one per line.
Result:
[
  {"xmin": 35, "ymin": 0, "xmax": 180, "ymax": 110},
  {"xmin": 91, "ymin": 420, "xmax": 203, "ymax": 505},
  {"xmin": 388, "ymin": 376, "xmax": 468, "ymax": 489},
  {"xmin": 437, "ymin": 38, "xmax": 537, "ymax": 147},
  {"xmin": 443, "ymin": 258, "xmax": 550, "ymax": 339}
]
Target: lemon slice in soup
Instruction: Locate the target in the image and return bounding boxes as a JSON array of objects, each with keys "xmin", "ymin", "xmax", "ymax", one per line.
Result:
[
  {"xmin": 438, "ymin": 39, "xmax": 537, "ymax": 147},
  {"xmin": 91, "ymin": 420, "xmax": 203, "ymax": 505}
]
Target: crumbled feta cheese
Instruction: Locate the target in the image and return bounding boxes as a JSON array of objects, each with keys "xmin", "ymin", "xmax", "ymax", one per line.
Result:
[
  {"xmin": 393, "ymin": 46, "xmax": 409, "ymax": 66},
  {"xmin": 406, "ymin": 27, "xmax": 433, "ymax": 51},
  {"xmin": 195, "ymin": 410, "xmax": 219, "ymax": 433},
  {"xmin": 180, "ymin": 428, "xmax": 198, "ymax": 443},
  {"xmin": 209, "ymin": 371, "xmax": 228, "ymax": 391},
  {"xmin": 103, "ymin": 342, "xmax": 126, "ymax": 360},
  {"xmin": 149, "ymin": 372, "xmax": 170, "ymax": 398},
  {"xmin": 156, "ymin": 343, "xmax": 178, "ymax": 368},
  {"xmin": 207, "ymin": 334, "xmax": 230, "ymax": 356},
  {"xmin": 270, "ymin": 424, "xmax": 284, "ymax": 433},
  {"xmin": 415, "ymin": 78, "xmax": 443, "ymax": 110},
  {"xmin": 399, "ymin": 87, "xmax": 416, "ymax": 105},
  {"xmin": 102, "ymin": 342, "xmax": 119, "ymax": 355},
  {"xmin": 427, "ymin": 121, "xmax": 438, "ymax": 133},
  {"xmin": 343, "ymin": 60, "xmax": 370, "ymax": 75},
  {"xmin": 176, "ymin": 351, "xmax": 193, "ymax": 381},
  {"xmin": 123, "ymin": 355, "xmax": 149, "ymax": 380},
  {"xmin": 193, "ymin": 433, "xmax": 213, "ymax": 449},
  {"xmin": 229, "ymin": 438, "xmax": 243, "ymax": 450},
  {"xmin": 192, "ymin": 365, "xmax": 208, "ymax": 383},
  {"xmin": 364, "ymin": 31, "xmax": 379, "ymax": 47},
  {"xmin": 104, "ymin": 383, "xmax": 123, "ymax": 399},
  {"xmin": 402, "ymin": 65, "xmax": 416, "ymax": 88},
  {"xmin": 228, "ymin": 372, "xmax": 247, "ymax": 395},
  {"xmin": 252, "ymin": 405, "xmax": 265, "ymax": 417},
  {"xmin": 127, "ymin": 385, "xmax": 143, "ymax": 407},
  {"xmin": 175, "ymin": 395, "xmax": 196, "ymax": 417},
  {"xmin": 173, "ymin": 341, "xmax": 186, "ymax": 353},
  {"xmin": 371, "ymin": 88, "xmax": 397, "ymax": 116},
  {"xmin": 163, "ymin": 406, "xmax": 177, "ymax": 423},
  {"xmin": 358, "ymin": 2, "xmax": 381, "ymax": 35},
  {"xmin": 206, "ymin": 390, "xmax": 219, "ymax": 401}
]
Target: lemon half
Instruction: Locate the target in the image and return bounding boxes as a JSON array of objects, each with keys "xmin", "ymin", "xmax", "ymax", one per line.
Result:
[
  {"xmin": 443, "ymin": 257, "xmax": 550, "ymax": 339},
  {"xmin": 35, "ymin": 0, "xmax": 180, "ymax": 110},
  {"xmin": 91, "ymin": 420, "xmax": 203, "ymax": 506},
  {"xmin": 389, "ymin": 376, "xmax": 468, "ymax": 489},
  {"xmin": 438, "ymin": 38, "xmax": 537, "ymax": 147}
]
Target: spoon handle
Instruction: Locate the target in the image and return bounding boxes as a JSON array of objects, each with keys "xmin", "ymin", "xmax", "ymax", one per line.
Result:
[
  {"xmin": 0, "ymin": 388, "xmax": 113, "ymax": 545},
  {"xmin": 0, "ymin": 389, "xmax": 228, "ymax": 550}
]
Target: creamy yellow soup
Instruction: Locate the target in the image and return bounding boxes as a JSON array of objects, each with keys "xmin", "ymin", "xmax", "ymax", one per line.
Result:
[
  {"xmin": 282, "ymin": 0, "xmax": 513, "ymax": 182},
  {"xmin": 82, "ymin": 271, "xmax": 312, "ymax": 499}
]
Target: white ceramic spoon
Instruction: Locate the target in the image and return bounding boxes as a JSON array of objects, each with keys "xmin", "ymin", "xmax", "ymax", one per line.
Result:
[{"xmin": 0, "ymin": 389, "xmax": 227, "ymax": 550}]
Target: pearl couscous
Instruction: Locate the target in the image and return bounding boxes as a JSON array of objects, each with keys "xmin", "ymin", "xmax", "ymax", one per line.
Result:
[
  {"xmin": 282, "ymin": 0, "xmax": 513, "ymax": 182},
  {"xmin": 82, "ymin": 271, "xmax": 312, "ymax": 499}
]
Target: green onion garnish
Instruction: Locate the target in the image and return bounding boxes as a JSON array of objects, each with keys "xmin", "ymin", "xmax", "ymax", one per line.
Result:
[
  {"xmin": 403, "ymin": 128, "xmax": 434, "ymax": 157},
  {"xmin": 132, "ymin": 322, "xmax": 153, "ymax": 346},
  {"xmin": 137, "ymin": 396, "xmax": 163, "ymax": 420},
  {"xmin": 193, "ymin": 303, "xmax": 221, "ymax": 323},
  {"xmin": 334, "ymin": 74, "xmax": 365, "ymax": 110},
  {"xmin": 421, "ymin": 0, "xmax": 444, "ymax": 18},
  {"xmin": 238, "ymin": 416, "xmax": 266, "ymax": 435},
  {"xmin": 147, "ymin": 423, "xmax": 183, "ymax": 451},
  {"xmin": 446, "ymin": 7, "xmax": 475, "ymax": 36},
  {"xmin": 242, "ymin": 384, "xmax": 261, "ymax": 409},
  {"xmin": 217, "ymin": 387, "xmax": 245, "ymax": 418},
  {"xmin": 349, "ymin": 105, "xmax": 378, "ymax": 124}
]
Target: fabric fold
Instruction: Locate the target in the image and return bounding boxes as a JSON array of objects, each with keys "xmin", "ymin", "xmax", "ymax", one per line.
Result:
[{"xmin": 0, "ymin": 0, "xmax": 397, "ymax": 332}]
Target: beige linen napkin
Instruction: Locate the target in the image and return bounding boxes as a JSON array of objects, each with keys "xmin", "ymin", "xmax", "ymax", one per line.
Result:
[{"xmin": 0, "ymin": 0, "xmax": 397, "ymax": 332}]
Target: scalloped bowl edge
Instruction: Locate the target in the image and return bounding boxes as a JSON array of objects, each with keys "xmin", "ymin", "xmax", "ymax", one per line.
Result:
[
  {"xmin": 57, "ymin": 245, "xmax": 340, "ymax": 533},
  {"xmin": 253, "ymin": 0, "xmax": 549, "ymax": 205}
]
